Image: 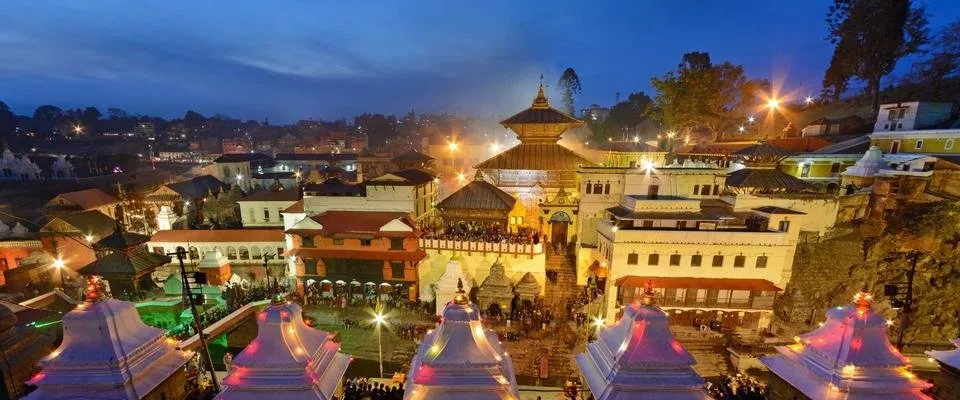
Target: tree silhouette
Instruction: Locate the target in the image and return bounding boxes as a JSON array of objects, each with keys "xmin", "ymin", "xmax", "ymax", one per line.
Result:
[{"xmin": 557, "ymin": 68, "xmax": 582, "ymax": 116}]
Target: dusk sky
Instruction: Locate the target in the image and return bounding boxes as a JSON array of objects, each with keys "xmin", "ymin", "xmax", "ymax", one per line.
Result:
[{"xmin": 1, "ymin": 0, "xmax": 956, "ymax": 123}]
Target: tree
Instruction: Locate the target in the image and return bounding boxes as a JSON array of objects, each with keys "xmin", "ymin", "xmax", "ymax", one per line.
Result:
[
  {"xmin": 821, "ymin": 47, "xmax": 853, "ymax": 103},
  {"xmin": 32, "ymin": 105, "xmax": 64, "ymax": 122},
  {"xmin": 107, "ymin": 107, "xmax": 128, "ymax": 120},
  {"xmin": 557, "ymin": 68, "xmax": 582, "ymax": 116},
  {"xmin": 608, "ymin": 91, "xmax": 652, "ymax": 130},
  {"xmin": 911, "ymin": 17, "xmax": 960, "ymax": 97},
  {"xmin": 0, "ymin": 101, "xmax": 16, "ymax": 137},
  {"xmin": 826, "ymin": 0, "xmax": 929, "ymax": 113},
  {"xmin": 649, "ymin": 52, "xmax": 767, "ymax": 141}
]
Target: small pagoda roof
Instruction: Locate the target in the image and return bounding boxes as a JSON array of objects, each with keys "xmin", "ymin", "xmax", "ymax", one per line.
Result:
[
  {"xmin": 760, "ymin": 290, "xmax": 932, "ymax": 399},
  {"xmin": 437, "ymin": 172, "xmax": 516, "ymax": 211},
  {"xmin": 725, "ymin": 168, "xmax": 810, "ymax": 191},
  {"xmin": 392, "ymin": 150, "xmax": 434, "ymax": 163},
  {"xmin": 475, "ymin": 142, "xmax": 598, "ymax": 171},
  {"xmin": 218, "ymin": 301, "xmax": 351, "ymax": 400},
  {"xmin": 732, "ymin": 141, "xmax": 796, "ymax": 158},
  {"xmin": 576, "ymin": 284, "xmax": 707, "ymax": 400},
  {"xmin": 93, "ymin": 230, "xmax": 151, "ymax": 250},
  {"xmin": 27, "ymin": 291, "xmax": 190, "ymax": 399},
  {"xmin": 78, "ymin": 251, "xmax": 170, "ymax": 276},
  {"xmin": 405, "ymin": 286, "xmax": 519, "ymax": 400},
  {"xmin": 500, "ymin": 84, "xmax": 581, "ymax": 126}
]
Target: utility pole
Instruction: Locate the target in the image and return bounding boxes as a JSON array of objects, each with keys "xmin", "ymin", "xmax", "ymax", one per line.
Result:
[
  {"xmin": 895, "ymin": 251, "xmax": 919, "ymax": 351},
  {"xmin": 171, "ymin": 249, "xmax": 220, "ymax": 392}
]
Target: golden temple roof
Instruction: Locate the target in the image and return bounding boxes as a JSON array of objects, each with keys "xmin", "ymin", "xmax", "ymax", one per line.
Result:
[
  {"xmin": 475, "ymin": 142, "xmax": 599, "ymax": 171},
  {"xmin": 499, "ymin": 82, "xmax": 582, "ymax": 143}
]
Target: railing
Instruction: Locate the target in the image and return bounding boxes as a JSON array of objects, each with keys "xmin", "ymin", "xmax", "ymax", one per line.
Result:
[
  {"xmin": 418, "ymin": 238, "xmax": 543, "ymax": 255},
  {"xmin": 178, "ymin": 299, "xmax": 271, "ymax": 351}
]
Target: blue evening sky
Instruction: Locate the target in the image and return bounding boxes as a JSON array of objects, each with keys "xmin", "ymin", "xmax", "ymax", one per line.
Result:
[{"xmin": 0, "ymin": 0, "xmax": 956, "ymax": 122}]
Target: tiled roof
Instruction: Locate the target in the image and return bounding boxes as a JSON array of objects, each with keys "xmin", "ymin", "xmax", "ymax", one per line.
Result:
[
  {"xmin": 274, "ymin": 153, "xmax": 358, "ymax": 161},
  {"xmin": 614, "ymin": 276, "xmax": 782, "ymax": 291},
  {"xmin": 732, "ymin": 142, "xmax": 796, "ymax": 158},
  {"xmin": 438, "ymin": 177, "xmax": 516, "ymax": 211},
  {"xmin": 149, "ymin": 229, "xmax": 284, "ymax": 243},
  {"xmin": 475, "ymin": 143, "xmax": 599, "ymax": 170},
  {"xmin": 391, "ymin": 150, "xmax": 434, "ymax": 163},
  {"xmin": 367, "ymin": 169, "xmax": 436, "ymax": 186},
  {"xmin": 238, "ymin": 189, "xmax": 302, "ymax": 202},
  {"xmin": 726, "ymin": 168, "xmax": 810, "ymax": 190},
  {"xmin": 94, "ymin": 231, "xmax": 151, "ymax": 250},
  {"xmin": 283, "ymin": 200, "xmax": 304, "ymax": 213},
  {"xmin": 307, "ymin": 211, "xmax": 413, "ymax": 235},
  {"xmin": 78, "ymin": 250, "xmax": 170, "ymax": 276},
  {"xmin": 51, "ymin": 188, "xmax": 118, "ymax": 210},
  {"xmin": 53, "ymin": 210, "xmax": 116, "ymax": 235},
  {"xmin": 214, "ymin": 153, "xmax": 272, "ymax": 163},
  {"xmin": 164, "ymin": 175, "xmax": 230, "ymax": 198}
]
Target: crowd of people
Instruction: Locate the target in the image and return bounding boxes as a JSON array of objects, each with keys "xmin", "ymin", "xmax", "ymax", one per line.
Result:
[
  {"xmin": 705, "ymin": 374, "xmax": 767, "ymax": 399},
  {"xmin": 420, "ymin": 222, "xmax": 539, "ymax": 245},
  {"xmin": 340, "ymin": 378, "xmax": 404, "ymax": 400}
]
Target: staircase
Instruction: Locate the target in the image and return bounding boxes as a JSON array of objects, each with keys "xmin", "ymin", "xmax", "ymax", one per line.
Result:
[
  {"xmin": 544, "ymin": 252, "xmax": 580, "ymax": 308},
  {"xmin": 672, "ymin": 326, "xmax": 731, "ymax": 378}
]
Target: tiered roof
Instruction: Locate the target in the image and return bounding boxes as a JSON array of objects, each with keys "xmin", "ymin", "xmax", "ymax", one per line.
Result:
[
  {"xmin": 405, "ymin": 281, "xmax": 519, "ymax": 400},
  {"xmin": 436, "ymin": 171, "xmax": 516, "ymax": 211},
  {"xmin": 217, "ymin": 301, "xmax": 351, "ymax": 399},
  {"xmin": 576, "ymin": 283, "xmax": 708, "ymax": 400},
  {"xmin": 760, "ymin": 290, "xmax": 932, "ymax": 399},
  {"xmin": 26, "ymin": 277, "xmax": 190, "ymax": 399}
]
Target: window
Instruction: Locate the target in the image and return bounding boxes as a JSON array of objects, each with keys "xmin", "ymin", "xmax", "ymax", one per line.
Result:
[
  {"xmin": 252, "ymin": 247, "xmax": 262, "ymax": 260},
  {"xmin": 301, "ymin": 235, "xmax": 315, "ymax": 248},
  {"xmin": 831, "ymin": 163, "xmax": 842, "ymax": 174},
  {"xmin": 642, "ymin": 220, "xmax": 654, "ymax": 228},
  {"xmin": 648, "ymin": 254, "xmax": 659, "ymax": 265},
  {"xmin": 189, "ymin": 246, "xmax": 199, "ymax": 259},
  {"xmin": 669, "ymin": 254, "xmax": 681, "ymax": 266},
  {"xmin": 647, "ymin": 185, "xmax": 659, "ymax": 198},
  {"xmin": 713, "ymin": 184, "xmax": 720, "ymax": 195},
  {"xmin": 627, "ymin": 253, "xmax": 639, "ymax": 265},
  {"xmin": 915, "ymin": 140, "xmax": 924, "ymax": 150},
  {"xmin": 700, "ymin": 185, "xmax": 711, "ymax": 195},
  {"xmin": 263, "ymin": 208, "xmax": 270, "ymax": 221},
  {"xmin": 691, "ymin": 254, "xmax": 702, "ymax": 267},
  {"xmin": 593, "ymin": 183, "xmax": 603, "ymax": 194},
  {"xmin": 304, "ymin": 259, "xmax": 318, "ymax": 275},
  {"xmin": 390, "ymin": 261, "xmax": 405, "ymax": 279},
  {"xmin": 277, "ymin": 247, "xmax": 284, "ymax": 257},
  {"xmin": 693, "ymin": 185, "xmax": 699, "ymax": 195},
  {"xmin": 891, "ymin": 140, "xmax": 901, "ymax": 154},
  {"xmin": 676, "ymin": 220, "xmax": 687, "ymax": 229},
  {"xmin": 153, "ymin": 246, "xmax": 165, "ymax": 255},
  {"xmin": 734, "ymin": 255, "xmax": 745, "ymax": 267},
  {"xmin": 585, "ymin": 183, "xmax": 592, "ymax": 194},
  {"xmin": 946, "ymin": 139, "xmax": 955, "ymax": 150},
  {"xmin": 226, "ymin": 247, "xmax": 237, "ymax": 260},
  {"xmin": 239, "ymin": 246, "xmax": 249, "ymax": 260},
  {"xmin": 712, "ymin": 255, "xmax": 724, "ymax": 267},
  {"xmin": 390, "ymin": 238, "xmax": 404, "ymax": 250},
  {"xmin": 778, "ymin": 220, "xmax": 791, "ymax": 232},
  {"xmin": 360, "ymin": 239, "xmax": 372, "ymax": 247},
  {"xmin": 333, "ymin": 238, "xmax": 344, "ymax": 245},
  {"xmin": 604, "ymin": 183, "xmax": 611, "ymax": 194},
  {"xmin": 800, "ymin": 163, "xmax": 811, "ymax": 178},
  {"xmin": 756, "ymin": 256, "xmax": 768, "ymax": 268}
]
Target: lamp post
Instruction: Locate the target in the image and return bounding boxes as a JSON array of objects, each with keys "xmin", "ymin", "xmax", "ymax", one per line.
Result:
[
  {"xmin": 766, "ymin": 98, "xmax": 781, "ymax": 139},
  {"xmin": 373, "ymin": 312, "xmax": 386, "ymax": 378}
]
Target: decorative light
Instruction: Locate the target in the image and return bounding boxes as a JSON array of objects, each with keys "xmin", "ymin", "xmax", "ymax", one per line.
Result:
[
  {"xmin": 607, "ymin": 137, "xmax": 612, "ymax": 142},
  {"xmin": 804, "ymin": 96, "xmax": 814, "ymax": 105},
  {"xmin": 53, "ymin": 258, "xmax": 65, "ymax": 269},
  {"xmin": 633, "ymin": 136, "xmax": 640, "ymax": 143},
  {"xmin": 456, "ymin": 173, "xmax": 465, "ymax": 182},
  {"xmin": 611, "ymin": 226, "xmax": 619, "ymax": 232},
  {"xmin": 767, "ymin": 98, "xmax": 780, "ymax": 109},
  {"xmin": 448, "ymin": 142, "xmax": 458, "ymax": 151},
  {"xmin": 85, "ymin": 235, "xmax": 93, "ymax": 243},
  {"xmin": 373, "ymin": 313, "xmax": 385, "ymax": 325},
  {"xmin": 747, "ymin": 116, "xmax": 756, "ymax": 123},
  {"xmin": 738, "ymin": 126, "xmax": 745, "ymax": 133},
  {"xmin": 886, "ymin": 319, "xmax": 894, "ymax": 326},
  {"xmin": 592, "ymin": 316, "xmax": 604, "ymax": 329},
  {"xmin": 666, "ymin": 131, "xmax": 676, "ymax": 138}
]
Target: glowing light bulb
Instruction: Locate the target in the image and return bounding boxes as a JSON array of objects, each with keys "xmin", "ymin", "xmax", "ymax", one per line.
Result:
[{"xmin": 767, "ymin": 98, "xmax": 780, "ymax": 109}]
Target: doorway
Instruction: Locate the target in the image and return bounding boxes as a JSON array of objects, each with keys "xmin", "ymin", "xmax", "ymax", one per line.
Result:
[{"xmin": 549, "ymin": 211, "xmax": 571, "ymax": 246}]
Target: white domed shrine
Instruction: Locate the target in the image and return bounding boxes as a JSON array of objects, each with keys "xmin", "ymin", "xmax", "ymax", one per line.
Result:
[
  {"xmin": 216, "ymin": 300, "xmax": 351, "ymax": 400},
  {"xmin": 576, "ymin": 282, "xmax": 708, "ymax": 399},
  {"xmin": 761, "ymin": 289, "xmax": 932, "ymax": 399},
  {"xmin": 405, "ymin": 279, "xmax": 519, "ymax": 400}
]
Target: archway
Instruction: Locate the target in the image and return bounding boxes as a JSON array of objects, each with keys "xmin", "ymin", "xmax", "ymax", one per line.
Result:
[{"xmin": 549, "ymin": 211, "xmax": 571, "ymax": 247}]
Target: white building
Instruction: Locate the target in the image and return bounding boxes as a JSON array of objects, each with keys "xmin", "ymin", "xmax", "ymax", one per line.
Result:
[
  {"xmin": 873, "ymin": 101, "xmax": 953, "ymax": 133},
  {"xmin": 217, "ymin": 300, "xmax": 351, "ymax": 400},
  {"xmin": 212, "ymin": 153, "xmax": 272, "ymax": 191},
  {"xmin": 576, "ymin": 285, "xmax": 708, "ymax": 400},
  {"xmin": 237, "ymin": 188, "xmax": 302, "ymax": 227},
  {"xmin": 404, "ymin": 283, "xmax": 519, "ymax": 400},
  {"xmin": 26, "ymin": 280, "xmax": 191, "ymax": 399},
  {"xmin": 761, "ymin": 290, "xmax": 932, "ymax": 399},
  {"xmin": 147, "ymin": 229, "xmax": 286, "ymax": 283}
]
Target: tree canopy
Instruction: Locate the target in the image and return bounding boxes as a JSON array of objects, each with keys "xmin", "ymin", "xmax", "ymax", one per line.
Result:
[
  {"xmin": 825, "ymin": 0, "xmax": 929, "ymax": 112},
  {"xmin": 557, "ymin": 68, "xmax": 582, "ymax": 116},
  {"xmin": 649, "ymin": 52, "xmax": 767, "ymax": 141}
]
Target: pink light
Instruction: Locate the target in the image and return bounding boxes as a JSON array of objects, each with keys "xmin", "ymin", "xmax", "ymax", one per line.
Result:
[
  {"xmin": 280, "ymin": 311, "xmax": 289, "ymax": 318},
  {"xmin": 670, "ymin": 340, "xmax": 684, "ymax": 353},
  {"xmin": 258, "ymin": 312, "xmax": 266, "ymax": 321},
  {"xmin": 851, "ymin": 338, "xmax": 863, "ymax": 351}
]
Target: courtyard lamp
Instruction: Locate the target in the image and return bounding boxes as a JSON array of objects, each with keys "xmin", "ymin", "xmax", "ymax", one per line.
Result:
[{"xmin": 373, "ymin": 312, "xmax": 386, "ymax": 378}]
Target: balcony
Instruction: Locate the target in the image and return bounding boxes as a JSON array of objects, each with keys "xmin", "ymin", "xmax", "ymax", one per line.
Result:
[
  {"xmin": 633, "ymin": 294, "xmax": 776, "ymax": 311},
  {"xmin": 418, "ymin": 238, "xmax": 543, "ymax": 255}
]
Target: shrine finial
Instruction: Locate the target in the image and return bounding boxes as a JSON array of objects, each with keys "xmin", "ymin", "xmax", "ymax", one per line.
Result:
[{"xmin": 639, "ymin": 280, "xmax": 656, "ymax": 306}]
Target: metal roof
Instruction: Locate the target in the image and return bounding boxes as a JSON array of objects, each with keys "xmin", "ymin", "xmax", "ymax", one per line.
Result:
[
  {"xmin": 475, "ymin": 143, "xmax": 599, "ymax": 170},
  {"xmin": 437, "ymin": 177, "xmax": 516, "ymax": 211},
  {"xmin": 725, "ymin": 168, "xmax": 810, "ymax": 190}
]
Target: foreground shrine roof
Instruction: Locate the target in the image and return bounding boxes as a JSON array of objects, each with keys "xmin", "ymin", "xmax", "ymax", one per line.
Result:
[{"xmin": 437, "ymin": 173, "xmax": 516, "ymax": 211}]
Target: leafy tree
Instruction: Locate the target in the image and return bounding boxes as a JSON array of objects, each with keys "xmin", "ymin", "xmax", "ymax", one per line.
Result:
[
  {"xmin": 107, "ymin": 107, "xmax": 128, "ymax": 120},
  {"xmin": 608, "ymin": 91, "xmax": 652, "ymax": 130},
  {"xmin": 557, "ymin": 68, "xmax": 582, "ymax": 116},
  {"xmin": 911, "ymin": 17, "xmax": 960, "ymax": 97},
  {"xmin": 32, "ymin": 105, "xmax": 64, "ymax": 121},
  {"xmin": 821, "ymin": 48, "xmax": 853, "ymax": 102},
  {"xmin": 826, "ymin": 0, "xmax": 929, "ymax": 113},
  {"xmin": 587, "ymin": 119, "xmax": 617, "ymax": 143},
  {"xmin": 649, "ymin": 52, "xmax": 767, "ymax": 141},
  {"xmin": 0, "ymin": 100, "xmax": 16, "ymax": 137}
]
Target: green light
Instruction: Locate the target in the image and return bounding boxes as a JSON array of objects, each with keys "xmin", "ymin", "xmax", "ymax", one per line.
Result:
[{"xmin": 30, "ymin": 320, "xmax": 63, "ymax": 329}]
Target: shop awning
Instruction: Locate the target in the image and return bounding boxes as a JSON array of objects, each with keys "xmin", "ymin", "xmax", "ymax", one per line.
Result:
[{"xmin": 614, "ymin": 276, "xmax": 782, "ymax": 291}]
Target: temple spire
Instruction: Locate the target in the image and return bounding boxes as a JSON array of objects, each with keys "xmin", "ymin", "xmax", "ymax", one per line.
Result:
[
  {"xmin": 84, "ymin": 275, "xmax": 104, "ymax": 303},
  {"xmin": 532, "ymin": 74, "xmax": 550, "ymax": 109},
  {"xmin": 638, "ymin": 280, "xmax": 656, "ymax": 306},
  {"xmin": 453, "ymin": 278, "xmax": 468, "ymax": 305}
]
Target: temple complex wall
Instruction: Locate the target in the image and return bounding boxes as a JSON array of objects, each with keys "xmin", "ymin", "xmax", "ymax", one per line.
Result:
[{"xmin": 418, "ymin": 249, "xmax": 546, "ymax": 301}]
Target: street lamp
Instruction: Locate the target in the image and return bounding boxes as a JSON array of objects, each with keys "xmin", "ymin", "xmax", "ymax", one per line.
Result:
[
  {"xmin": 73, "ymin": 125, "xmax": 83, "ymax": 135},
  {"xmin": 448, "ymin": 142, "xmax": 458, "ymax": 151},
  {"xmin": 53, "ymin": 258, "xmax": 66, "ymax": 288},
  {"xmin": 373, "ymin": 312, "xmax": 386, "ymax": 378},
  {"xmin": 767, "ymin": 98, "xmax": 780, "ymax": 109}
]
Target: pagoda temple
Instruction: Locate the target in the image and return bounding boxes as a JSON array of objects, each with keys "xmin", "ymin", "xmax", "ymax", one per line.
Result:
[
  {"xmin": 404, "ymin": 280, "xmax": 520, "ymax": 400},
  {"xmin": 476, "ymin": 80, "xmax": 598, "ymax": 202},
  {"xmin": 576, "ymin": 282, "xmax": 708, "ymax": 400},
  {"xmin": 217, "ymin": 299, "xmax": 351, "ymax": 400},
  {"xmin": 78, "ymin": 229, "xmax": 170, "ymax": 295},
  {"xmin": 26, "ymin": 276, "xmax": 191, "ymax": 399},
  {"xmin": 726, "ymin": 142, "xmax": 810, "ymax": 194},
  {"xmin": 435, "ymin": 170, "xmax": 522, "ymax": 233},
  {"xmin": 760, "ymin": 289, "xmax": 932, "ymax": 399}
]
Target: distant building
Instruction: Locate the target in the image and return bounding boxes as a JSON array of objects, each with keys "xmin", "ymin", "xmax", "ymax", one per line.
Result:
[
  {"xmin": 237, "ymin": 187, "xmax": 302, "ymax": 228},
  {"xmin": 581, "ymin": 104, "xmax": 610, "ymax": 122},
  {"xmin": 147, "ymin": 229, "xmax": 286, "ymax": 284},
  {"xmin": 133, "ymin": 121, "xmax": 156, "ymax": 140},
  {"xmin": 44, "ymin": 188, "xmax": 119, "ymax": 220},
  {"xmin": 800, "ymin": 115, "xmax": 867, "ymax": 137},
  {"xmin": 873, "ymin": 101, "xmax": 953, "ymax": 132},
  {"xmin": 212, "ymin": 153, "xmax": 272, "ymax": 191}
]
